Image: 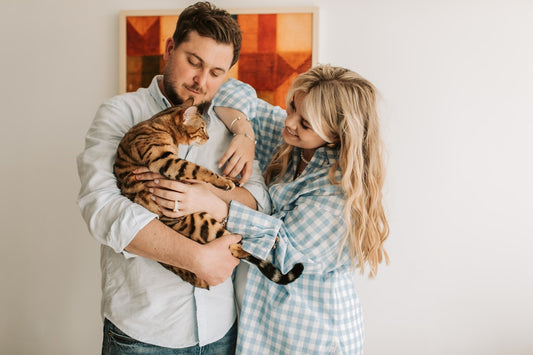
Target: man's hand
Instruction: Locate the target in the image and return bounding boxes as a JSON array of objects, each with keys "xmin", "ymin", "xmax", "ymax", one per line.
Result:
[{"xmin": 192, "ymin": 234, "xmax": 242, "ymax": 287}]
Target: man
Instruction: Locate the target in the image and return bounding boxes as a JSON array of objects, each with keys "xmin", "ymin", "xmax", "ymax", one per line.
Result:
[{"xmin": 77, "ymin": 2, "xmax": 269, "ymax": 353}]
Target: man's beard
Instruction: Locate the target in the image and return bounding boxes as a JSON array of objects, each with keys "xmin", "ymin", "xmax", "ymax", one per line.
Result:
[
  {"xmin": 163, "ymin": 77, "xmax": 185, "ymax": 106},
  {"xmin": 163, "ymin": 77, "xmax": 211, "ymax": 114}
]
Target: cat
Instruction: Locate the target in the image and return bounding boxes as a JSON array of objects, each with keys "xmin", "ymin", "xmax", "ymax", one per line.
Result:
[{"xmin": 114, "ymin": 99, "xmax": 303, "ymax": 289}]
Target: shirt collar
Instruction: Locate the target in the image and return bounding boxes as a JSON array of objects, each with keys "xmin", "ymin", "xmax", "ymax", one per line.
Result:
[
  {"xmin": 149, "ymin": 75, "xmax": 172, "ymax": 110},
  {"xmin": 295, "ymin": 145, "xmax": 339, "ymax": 168}
]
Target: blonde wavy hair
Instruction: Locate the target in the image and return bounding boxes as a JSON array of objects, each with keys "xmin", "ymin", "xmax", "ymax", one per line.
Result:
[{"xmin": 264, "ymin": 64, "xmax": 389, "ymax": 276}]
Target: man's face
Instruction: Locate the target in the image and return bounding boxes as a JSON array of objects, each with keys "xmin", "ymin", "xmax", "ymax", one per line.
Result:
[{"xmin": 161, "ymin": 30, "xmax": 234, "ymax": 106}]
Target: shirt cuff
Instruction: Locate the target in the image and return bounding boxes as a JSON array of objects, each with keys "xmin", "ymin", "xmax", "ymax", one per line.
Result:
[{"xmin": 226, "ymin": 200, "xmax": 280, "ymax": 260}]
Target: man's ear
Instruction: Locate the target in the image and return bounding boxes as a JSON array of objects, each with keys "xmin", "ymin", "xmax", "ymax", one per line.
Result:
[{"xmin": 163, "ymin": 38, "xmax": 175, "ymax": 61}]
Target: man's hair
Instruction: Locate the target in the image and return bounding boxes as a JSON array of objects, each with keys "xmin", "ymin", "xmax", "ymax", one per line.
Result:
[{"xmin": 173, "ymin": 1, "xmax": 242, "ymax": 67}]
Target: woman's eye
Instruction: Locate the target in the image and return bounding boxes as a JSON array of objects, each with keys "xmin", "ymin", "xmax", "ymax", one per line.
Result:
[
  {"xmin": 290, "ymin": 101, "xmax": 296, "ymax": 111},
  {"xmin": 287, "ymin": 101, "xmax": 295, "ymax": 114}
]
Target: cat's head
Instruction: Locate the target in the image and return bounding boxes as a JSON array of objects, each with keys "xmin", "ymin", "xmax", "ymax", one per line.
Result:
[{"xmin": 176, "ymin": 99, "xmax": 209, "ymax": 145}]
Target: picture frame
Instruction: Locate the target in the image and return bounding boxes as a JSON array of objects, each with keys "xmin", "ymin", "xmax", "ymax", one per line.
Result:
[{"xmin": 119, "ymin": 7, "xmax": 318, "ymax": 108}]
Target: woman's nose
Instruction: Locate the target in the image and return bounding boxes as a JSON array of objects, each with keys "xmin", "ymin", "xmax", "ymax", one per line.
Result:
[{"xmin": 284, "ymin": 113, "xmax": 297, "ymax": 129}]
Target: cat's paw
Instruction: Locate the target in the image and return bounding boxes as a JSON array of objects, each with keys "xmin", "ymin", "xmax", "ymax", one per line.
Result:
[
  {"xmin": 223, "ymin": 180, "xmax": 236, "ymax": 190},
  {"xmin": 226, "ymin": 176, "xmax": 240, "ymax": 188},
  {"xmin": 218, "ymin": 177, "xmax": 239, "ymax": 190}
]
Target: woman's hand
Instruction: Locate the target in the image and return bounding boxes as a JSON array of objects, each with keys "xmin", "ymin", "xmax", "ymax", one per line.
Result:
[
  {"xmin": 214, "ymin": 106, "xmax": 256, "ymax": 185},
  {"xmin": 218, "ymin": 133, "xmax": 255, "ymax": 185},
  {"xmin": 134, "ymin": 168, "xmax": 228, "ymax": 221}
]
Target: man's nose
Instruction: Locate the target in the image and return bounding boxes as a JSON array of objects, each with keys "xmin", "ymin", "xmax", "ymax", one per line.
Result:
[{"xmin": 194, "ymin": 69, "xmax": 208, "ymax": 88}]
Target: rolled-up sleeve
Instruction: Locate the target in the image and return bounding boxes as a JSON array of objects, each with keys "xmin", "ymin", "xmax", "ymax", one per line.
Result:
[
  {"xmin": 76, "ymin": 100, "xmax": 157, "ymax": 253},
  {"xmin": 226, "ymin": 190, "xmax": 348, "ymax": 275},
  {"xmin": 226, "ymin": 201, "xmax": 280, "ymax": 259}
]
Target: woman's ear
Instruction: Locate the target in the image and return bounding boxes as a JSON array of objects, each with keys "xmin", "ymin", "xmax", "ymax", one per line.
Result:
[{"xmin": 326, "ymin": 135, "xmax": 341, "ymax": 147}]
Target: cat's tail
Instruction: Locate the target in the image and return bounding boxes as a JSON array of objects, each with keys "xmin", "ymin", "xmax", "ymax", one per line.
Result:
[{"xmin": 245, "ymin": 255, "xmax": 304, "ymax": 285}]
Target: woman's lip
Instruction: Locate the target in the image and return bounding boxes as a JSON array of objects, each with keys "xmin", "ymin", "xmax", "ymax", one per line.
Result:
[{"xmin": 285, "ymin": 127, "xmax": 298, "ymax": 136}]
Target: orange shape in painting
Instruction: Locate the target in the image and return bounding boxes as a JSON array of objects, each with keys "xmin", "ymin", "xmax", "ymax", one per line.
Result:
[
  {"xmin": 127, "ymin": 16, "xmax": 160, "ymax": 56},
  {"xmin": 159, "ymin": 15, "xmax": 179, "ymax": 54},
  {"xmin": 233, "ymin": 13, "xmax": 313, "ymax": 107},
  {"xmin": 239, "ymin": 14, "xmax": 258, "ymax": 53}
]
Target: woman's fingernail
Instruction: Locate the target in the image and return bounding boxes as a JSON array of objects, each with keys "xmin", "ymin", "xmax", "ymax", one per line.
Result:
[
  {"xmin": 149, "ymin": 188, "xmax": 153, "ymax": 193},
  {"xmin": 151, "ymin": 196, "xmax": 155, "ymax": 201},
  {"xmin": 154, "ymin": 179, "xmax": 159, "ymax": 184}
]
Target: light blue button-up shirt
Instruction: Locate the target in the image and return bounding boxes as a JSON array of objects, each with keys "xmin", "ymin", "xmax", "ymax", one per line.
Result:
[
  {"xmin": 77, "ymin": 76, "xmax": 270, "ymax": 348},
  {"xmin": 215, "ymin": 80, "xmax": 365, "ymax": 354}
]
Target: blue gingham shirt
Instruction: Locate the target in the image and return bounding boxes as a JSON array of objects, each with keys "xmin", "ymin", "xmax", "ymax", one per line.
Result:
[{"xmin": 215, "ymin": 80, "xmax": 365, "ymax": 354}]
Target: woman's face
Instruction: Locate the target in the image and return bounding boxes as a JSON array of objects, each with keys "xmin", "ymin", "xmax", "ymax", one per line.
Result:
[{"xmin": 282, "ymin": 91, "xmax": 327, "ymax": 150}]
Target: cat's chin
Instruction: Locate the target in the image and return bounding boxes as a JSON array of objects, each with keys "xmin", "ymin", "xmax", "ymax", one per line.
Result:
[{"xmin": 191, "ymin": 141, "xmax": 207, "ymax": 146}]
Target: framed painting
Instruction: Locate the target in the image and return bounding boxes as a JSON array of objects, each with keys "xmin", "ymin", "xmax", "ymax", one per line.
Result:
[{"xmin": 119, "ymin": 7, "xmax": 318, "ymax": 108}]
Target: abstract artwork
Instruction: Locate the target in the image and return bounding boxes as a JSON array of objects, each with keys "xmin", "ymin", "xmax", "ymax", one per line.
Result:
[{"xmin": 119, "ymin": 8, "xmax": 318, "ymax": 108}]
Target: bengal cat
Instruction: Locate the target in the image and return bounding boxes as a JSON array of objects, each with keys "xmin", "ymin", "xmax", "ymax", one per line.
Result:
[{"xmin": 114, "ymin": 100, "xmax": 303, "ymax": 289}]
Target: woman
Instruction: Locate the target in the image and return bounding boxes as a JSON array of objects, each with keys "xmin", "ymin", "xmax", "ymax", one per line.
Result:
[{"xmin": 144, "ymin": 64, "xmax": 389, "ymax": 354}]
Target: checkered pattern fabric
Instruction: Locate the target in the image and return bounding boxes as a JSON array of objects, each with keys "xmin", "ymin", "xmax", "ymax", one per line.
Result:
[{"xmin": 218, "ymin": 79, "xmax": 365, "ymax": 354}]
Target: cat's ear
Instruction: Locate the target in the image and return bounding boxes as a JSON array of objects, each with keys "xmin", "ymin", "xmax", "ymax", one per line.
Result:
[
  {"xmin": 183, "ymin": 97, "xmax": 195, "ymax": 107},
  {"xmin": 182, "ymin": 106, "xmax": 198, "ymax": 124}
]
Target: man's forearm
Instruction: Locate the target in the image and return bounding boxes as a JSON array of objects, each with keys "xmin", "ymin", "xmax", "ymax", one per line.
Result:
[
  {"xmin": 124, "ymin": 219, "xmax": 201, "ymax": 270},
  {"xmin": 124, "ymin": 217, "xmax": 241, "ymax": 286}
]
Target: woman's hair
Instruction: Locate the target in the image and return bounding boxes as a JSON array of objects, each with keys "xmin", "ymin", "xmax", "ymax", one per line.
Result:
[
  {"xmin": 173, "ymin": 1, "xmax": 242, "ymax": 67},
  {"xmin": 264, "ymin": 64, "xmax": 389, "ymax": 276}
]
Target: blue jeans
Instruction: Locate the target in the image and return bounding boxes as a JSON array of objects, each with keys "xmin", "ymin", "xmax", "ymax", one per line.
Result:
[{"xmin": 102, "ymin": 318, "xmax": 237, "ymax": 355}]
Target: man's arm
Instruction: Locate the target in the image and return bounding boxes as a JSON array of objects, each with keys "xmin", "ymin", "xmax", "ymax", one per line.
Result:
[
  {"xmin": 77, "ymin": 98, "xmax": 240, "ymax": 286},
  {"xmin": 125, "ymin": 219, "xmax": 241, "ymax": 286}
]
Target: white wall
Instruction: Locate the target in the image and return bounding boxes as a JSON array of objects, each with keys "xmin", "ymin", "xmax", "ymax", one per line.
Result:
[{"xmin": 1, "ymin": 0, "xmax": 531, "ymax": 354}]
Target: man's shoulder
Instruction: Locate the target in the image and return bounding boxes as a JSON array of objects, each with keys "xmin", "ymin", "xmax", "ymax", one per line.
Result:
[
  {"xmin": 103, "ymin": 87, "xmax": 151, "ymax": 108},
  {"xmin": 99, "ymin": 86, "xmax": 165, "ymax": 120}
]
